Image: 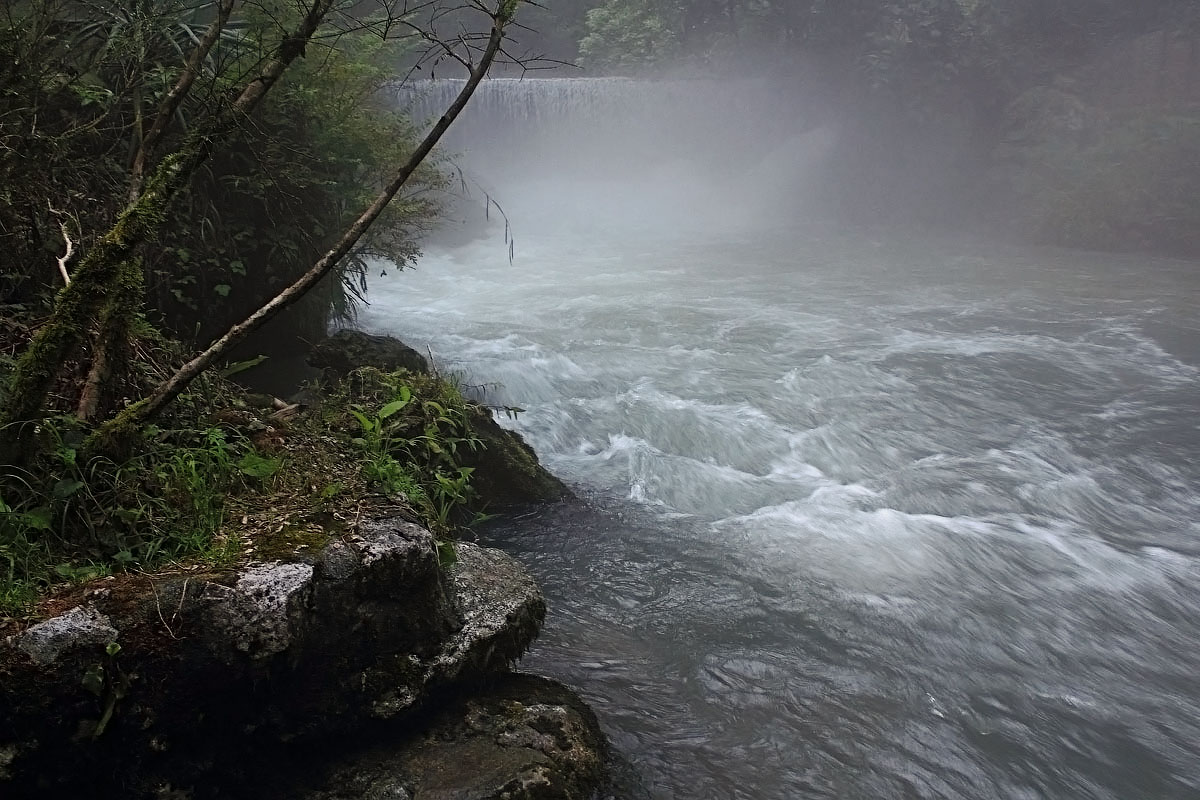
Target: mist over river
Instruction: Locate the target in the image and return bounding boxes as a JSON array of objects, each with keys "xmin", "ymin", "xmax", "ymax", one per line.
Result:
[{"xmin": 361, "ymin": 80, "xmax": 1200, "ymax": 799}]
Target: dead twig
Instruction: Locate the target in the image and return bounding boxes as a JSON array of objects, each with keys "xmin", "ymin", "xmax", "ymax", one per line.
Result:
[
  {"xmin": 47, "ymin": 202, "xmax": 75, "ymax": 285},
  {"xmin": 149, "ymin": 578, "xmax": 179, "ymax": 639}
]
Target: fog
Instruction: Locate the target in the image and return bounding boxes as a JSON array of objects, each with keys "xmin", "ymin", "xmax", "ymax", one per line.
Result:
[
  {"xmin": 367, "ymin": 55, "xmax": 1200, "ymax": 800},
  {"xmin": 402, "ymin": 78, "xmax": 840, "ymax": 238}
]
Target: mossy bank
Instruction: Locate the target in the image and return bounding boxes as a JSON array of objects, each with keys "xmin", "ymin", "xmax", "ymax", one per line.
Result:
[{"xmin": 0, "ymin": 329, "xmax": 612, "ymax": 799}]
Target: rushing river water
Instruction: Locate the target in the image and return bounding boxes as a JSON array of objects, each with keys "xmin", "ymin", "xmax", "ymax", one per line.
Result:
[{"xmin": 362, "ymin": 80, "xmax": 1200, "ymax": 799}]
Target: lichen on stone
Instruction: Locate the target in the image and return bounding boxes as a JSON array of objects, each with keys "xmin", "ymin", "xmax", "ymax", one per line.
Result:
[
  {"xmin": 205, "ymin": 561, "xmax": 314, "ymax": 656},
  {"xmin": 9, "ymin": 605, "xmax": 118, "ymax": 665},
  {"xmin": 0, "ymin": 743, "xmax": 18, "ymax": 780}
]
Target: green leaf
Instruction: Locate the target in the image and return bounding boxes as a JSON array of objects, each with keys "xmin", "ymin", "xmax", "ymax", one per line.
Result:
[
  {"xmin": 53, "ymin": 479, "xmax": 85, "ymax": 499},
  {"xmin": 348, "ymin": 409, "xmax": 374, "ymax": 432},
  {"xmin": 22, "ymin": 507, "xmax": 53, "ymax": 531},
  {"xmin": 105, "ymin": 642, "xmax": 122, "ymax": 657},
  {"xmin": 436, "ymin": 539, "xmax": 457, "ymax": 568},
  {"xmin": 237, "ymin": 452, "xmax": 281, "ymax": 478},
  {"xmin": 377, "ymin": 397, "xmax": 410, "ymax": 420},
  {"xmin": 219, "ymin": 355, "xmax": 268, "ymax": 378},
  {"xmin": 81, "ymin": 664, "xmax": 105, "ymax": 697},
  {"xmin": 214, "ymin": 284, "xmax": 231, "ymax": 297}
]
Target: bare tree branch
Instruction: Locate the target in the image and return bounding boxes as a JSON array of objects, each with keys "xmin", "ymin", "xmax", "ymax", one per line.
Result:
[
  {"xmin": 48, "ymin": 203, "xmax": 75, "ymax": 286},
  {"xmin": 129, "ymin": 0, "xmax": 238, "ymax": 202},
  {"xmin": 96, "ymin": 2, "xmax": 518, "ymax": 438}
]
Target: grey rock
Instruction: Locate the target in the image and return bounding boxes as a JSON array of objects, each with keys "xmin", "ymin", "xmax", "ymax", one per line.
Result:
[
  {"xmin": 9, "ymin": 605, "xmax": 118, "ymax": 665},
  {"xmin": 309, "ymin": 329, "xmax": 429, "ymax": 378},
  {"xmin": 205, "ymin": 562, "xmax": 315, "ymax": 657},
  {"xmin": 317, "ymin": 540, "xmax": 361, "ymax": 583},
  {"xmin": 431, "ymin": 543, "xmax": 546, "ymax": 684},
  {"xmin": 350, "ymin": 535, "xmax": 544, "ymax": 722},
  {"xmin": 289, "ymin": 674, "xmax": 607, "ymax": 800},
  {"xmin": 0, "ymin": 518, "xmax": 574, "ymax": 798},
  {"xmin": 460, "ymin": 407, "xmax": 571, "ymax": 507}
]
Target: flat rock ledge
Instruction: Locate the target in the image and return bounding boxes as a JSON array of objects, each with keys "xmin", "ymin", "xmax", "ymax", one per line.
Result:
[
  {"xmin": 264, "ymin": 674, "xmax": 609, "ymax": 800},
  {"xmin": 0, "ymin": 519, "xmax": 608, "ymax": 798}
]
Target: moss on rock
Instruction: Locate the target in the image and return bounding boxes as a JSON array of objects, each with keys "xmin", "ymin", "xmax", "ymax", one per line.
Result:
[
  {"xmin": 462, "ymin": 407, "xmax": 570, "ymax": 507},
  {"xmin": 309, "ymin": 329, "xmax": 430, "ymax": 378}
]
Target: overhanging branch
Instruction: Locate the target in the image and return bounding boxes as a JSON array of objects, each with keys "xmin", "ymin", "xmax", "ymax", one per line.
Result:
[{"xmin": 92, "ymin": 2, "xmax": 517, "ymax": 440}]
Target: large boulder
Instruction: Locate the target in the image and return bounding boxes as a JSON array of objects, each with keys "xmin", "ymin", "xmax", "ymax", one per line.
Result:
[
  {"xmin": 464, "ymin": 407, "xmax": 571, "ymax": 507},
  {"xmin": 310, "ymin": 329, "xmax": 430, "ymax": 377},
  {"xmin": 280, "ymin": 674, "xmax": 610, "ymax": 800},
  {"xmin": 0, "ymin": 519, "xmax": 548, "ymax": 797}
]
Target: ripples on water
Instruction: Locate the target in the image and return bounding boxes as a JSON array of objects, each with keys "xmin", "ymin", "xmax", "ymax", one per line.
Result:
[{"xmin": 361, "ymin": 223, "xmax": 1200, "ymax": 799}]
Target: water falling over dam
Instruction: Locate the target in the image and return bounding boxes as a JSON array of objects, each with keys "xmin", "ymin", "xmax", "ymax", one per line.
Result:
[{"xmin": 395, "ymin": 77, "xmax": 834, "ymax": 230}]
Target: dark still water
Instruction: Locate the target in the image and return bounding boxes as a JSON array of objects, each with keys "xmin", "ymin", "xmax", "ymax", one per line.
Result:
[{"xmin": 366, "ymin": 77, "xmax": 1200, "ymax": 800}]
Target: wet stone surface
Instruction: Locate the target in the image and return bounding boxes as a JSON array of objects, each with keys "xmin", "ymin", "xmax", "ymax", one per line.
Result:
[{"xmin": 0, "ymin": 518, "xmax": 585, "ymax": 799}]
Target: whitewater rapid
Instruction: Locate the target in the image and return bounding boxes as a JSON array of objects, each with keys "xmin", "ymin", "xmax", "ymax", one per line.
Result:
[{"xmin": 359, "ymin": 214, "xmax": 1200, "ymax": 799}]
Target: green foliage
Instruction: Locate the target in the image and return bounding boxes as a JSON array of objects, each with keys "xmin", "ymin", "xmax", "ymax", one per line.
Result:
[
  {"xmin": 0, "ymin": 0, "xmax": 442, "ymax": 362},
  {"xmin": 1013, "ymin": 112, "xmax": 1200, "ymax": 255},
  {"xmin": 148, "ymin": 5, "xmax": 443, "ymax": 350},
  {"xmin": 82, "ymin": 637, "xmax": 129, "ymax": 739},
  {"xmin": 237, "ymin": 451, "xmax": 282, "ymax": 479},
  {"xmin": 0, "ymin": 0, "xmax": 241, "ymax": 302},
  {"xmin": 336, "ymin": 369, "xmax": 484, "ymax": 534},
  {"xmin": 0, "ymin": 418, "xmax": 276, "ymax": 615},
  {"xmin": 565, "ymin": 0, "xmax": 1197, "ymax": 77},
  {"xmin": 579, "ymin": 0, "xmax": 679, "ymax": 74},
  {"xmin": 0, "ymin": 0, "xmax": 517, "ymax": 614}
]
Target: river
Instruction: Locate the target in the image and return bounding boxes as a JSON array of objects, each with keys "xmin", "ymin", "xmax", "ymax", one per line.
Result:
[{"xmin": 360, "ymin": 79, "xmax": 1200, "ymax": 799}]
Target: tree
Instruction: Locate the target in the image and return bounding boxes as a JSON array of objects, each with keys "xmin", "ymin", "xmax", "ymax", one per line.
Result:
[
  {"xmin": 0, "ymin": 0, "xmax": 526, "ymax": 460},
  {"xmin": 578, "ymin": 0, "xmax": 679, "ymax": 73}
]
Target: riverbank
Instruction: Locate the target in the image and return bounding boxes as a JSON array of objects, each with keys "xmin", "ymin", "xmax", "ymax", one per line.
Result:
[{"xmin": 1, "ymin": 328, "xmax": 614, "ymax": 798}]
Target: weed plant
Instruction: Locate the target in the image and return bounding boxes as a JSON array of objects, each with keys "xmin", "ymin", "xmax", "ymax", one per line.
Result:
[
  {"xmin": 332, "ymin": 367, "xmax": 485, "ymax": 538},
  {"xmin": 1, "ymin": 418, "xmax": 272, "ymax": 616},
  {"xmin": 1, "ymin": 366, "xmax": 496, "ymax": 616}
]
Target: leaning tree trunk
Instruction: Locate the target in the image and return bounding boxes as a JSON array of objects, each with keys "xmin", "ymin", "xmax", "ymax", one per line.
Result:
[
  {"xmin": 74, "ymin": 0, "xmax": 241, "ymax": 423},
  {"xmin": 88, "ymin": 3, "xmax": 517, "ymax": 453},
  {"xmin": 0, "ymin": 0, "xmax": 334, "ymax": 458},
  {"xmin": 76, "ymin": 258, "xmax": 143, "ymax": 421}
]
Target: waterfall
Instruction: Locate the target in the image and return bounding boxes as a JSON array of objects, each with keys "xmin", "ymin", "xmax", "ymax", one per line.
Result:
[
  {"xmin": 396, "ymin": 77, "xmax": 800, "ymax": 170},
  {"xmin": 394, "ymin": 77, "xmax": 828, "ymax": 229},
  {"xmin": 397, "ymin": 77, "xmax": 778, "ymax": 134}
]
